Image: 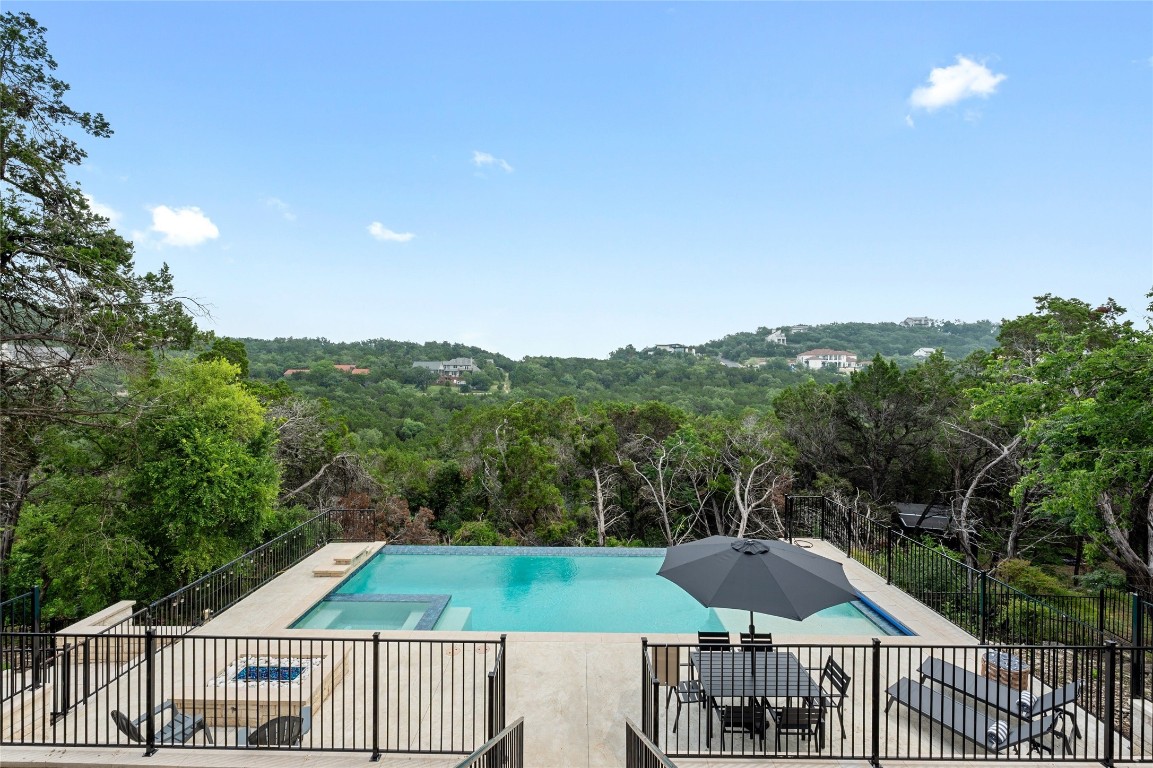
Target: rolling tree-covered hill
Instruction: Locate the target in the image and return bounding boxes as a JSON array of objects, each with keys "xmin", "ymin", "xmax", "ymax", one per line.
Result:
[{"xmin": 696, "ymin": 320, "xmax": 1000, "ymax": 364}]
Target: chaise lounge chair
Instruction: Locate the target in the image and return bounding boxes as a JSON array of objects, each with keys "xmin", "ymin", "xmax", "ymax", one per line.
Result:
[
  {"xmin": 886, "ymin": 678, "xmax": 1068, "ymax": 756},
  {"xmin": 919, "ymin": 657, "xmax": 1081, "ymax": 739},
  {"xmin": 110, "ymin": 700, "xmax": 212, "ymax": 745},
  {"xmin": 238, "ymin": 706, "xmax": 312, "ymax": 747}
]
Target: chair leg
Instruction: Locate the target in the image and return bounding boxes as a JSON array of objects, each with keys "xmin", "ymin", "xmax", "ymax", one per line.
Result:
[
  {"xmin": 837, "ymin": 705, "xmax": 845, "ymax": 739},
  {"xmin": 671, "ymin": 697, "xmax": 682, "ymax": 733}
]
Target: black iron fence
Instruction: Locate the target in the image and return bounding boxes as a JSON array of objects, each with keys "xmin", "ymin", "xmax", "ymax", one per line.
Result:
[
  {"xmin": 1030, "ymin": 590, "xmax": 1153, "ymax": 648},
  {"xmin": 455, "ymin": 716, "xmax": 524, "ymax": 768},
  {"xmin": 2, "ymin": 587, "xmax": 43, "ymax": 702},
  {"xmin": 29, "ymin": 508, "xmax": 379, "ymax": 720},
  {"xmin": 785, "ymin": 496, "xmax": 1150, "ymax": 652},
  {"xmin": 107, "ymin": 508, "xmax": 369, "ymax": 633},
  {"xmin": 626, "ymin": 716, "xmax": 678, "ymax": 768},
  {"xmin": 641, "ymin": 639, "xmax": 1153, "ymax": 764},
  {"xmin": 1, "ymin": 630, "xmax": 505, "ymax": 757}
]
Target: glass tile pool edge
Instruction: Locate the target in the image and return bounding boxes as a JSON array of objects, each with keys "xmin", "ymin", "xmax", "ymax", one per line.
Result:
[{"xmin": 291, "ymin": 593, "xmax": 450, "ymax": 631}]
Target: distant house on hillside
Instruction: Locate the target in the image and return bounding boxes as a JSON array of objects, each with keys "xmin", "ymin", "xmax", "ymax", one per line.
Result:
[
  {"xmin": 653, "ymin": 343, "xmax": 697, "ymax": 355},
  {"xmin": 911, "ymin": 347, "xmax": 937, "ymax": 360},
  {"xmin": 901, "ymin": 316, "xmax": 937, "ymax": 328},
  {"xmin": 789, "ymin": 325, "xmax": 813, "ymax": 334},
  {"xmin": 412, "ymin": 357, "xmax": 480, "ymax": 375},
  {"xmin": 766, "ymin": 330, "xmax": 787, "ymax": 345},
  {"xmin": 283, "ymin": 368, "xmax": 311, "ymax": 376},
  {"xmin": 794, "ymin": 348, "xmax": 861, "ymax": 372},
  {"xmin": 717, "ymin": 357, "xmax": 743, "ymax": 368}
]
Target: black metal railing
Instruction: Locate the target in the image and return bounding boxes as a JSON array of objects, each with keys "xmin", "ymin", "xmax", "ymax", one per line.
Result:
[
  {"xmin": 485, "ymin": 636, "xmax": 507, "ymax": 742},
  {"xmin": 626, "ymin": 716, "xmax": 678, "ymax": 768},
  {"xmin": 2, "ymin": 586, "xmax": 43, "ymax": 702},
  {"xmin": 455, "ymin": 716, "xmax": 524, "ymax": 768},
  {"xmin": 1029, "ymin": 590, "xmax": 1153, "ymax": 647},
  {"xmin": 1, "ymin": 629, "xmax": 504, "ymax": 756},
  {"xmin": 641, "ymin": 639, "xmax": 1153, "ymax": 764},
  {"xmin": 39, "ymin": 508, "xmax": 379, "ymax": 720},
  {"xmin": 786, "ymin": 496, "xmax": 1129, "ymax": 650}
]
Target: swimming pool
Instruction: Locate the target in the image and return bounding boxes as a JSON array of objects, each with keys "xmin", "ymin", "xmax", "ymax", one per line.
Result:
[{"xmin": 292, "ymin": 547, "xmax": 911, "ymax": 635}]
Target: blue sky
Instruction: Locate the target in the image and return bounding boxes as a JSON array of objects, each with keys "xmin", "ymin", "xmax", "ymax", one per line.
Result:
[{"xmin": 17, "ymin": 2, "xmax": 1153, "ymax": 359}]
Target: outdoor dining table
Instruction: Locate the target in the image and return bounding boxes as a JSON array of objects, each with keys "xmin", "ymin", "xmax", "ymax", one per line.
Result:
[{"xmin": 690, "ymin": 648, "xmax": 825, "ymax": 741}]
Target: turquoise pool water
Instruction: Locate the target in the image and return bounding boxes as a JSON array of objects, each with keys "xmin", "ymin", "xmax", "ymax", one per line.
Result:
[{"xmin": 292, "ymin": 548, "xmax": 909, "ymax": 634}]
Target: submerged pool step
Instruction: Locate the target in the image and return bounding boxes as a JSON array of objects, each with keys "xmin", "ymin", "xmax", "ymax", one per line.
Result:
[
  {"xmin": 312, "ymin": 546, "xmax": 372, "ymax": 578},
  {"xmin": 435, "ymin": 606, "xmax": 472, "ymax": 631}
]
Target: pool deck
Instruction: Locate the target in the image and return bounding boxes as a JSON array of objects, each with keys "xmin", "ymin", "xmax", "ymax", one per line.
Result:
[{"xmin": 6, "ymin": 539, "xmax": 1107, "ymax": 768}]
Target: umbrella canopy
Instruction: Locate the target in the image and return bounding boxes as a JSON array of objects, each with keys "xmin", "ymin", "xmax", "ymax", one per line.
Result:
[{"xmin": 658, "ymin": 536, "xmax": 858, "ymax": 634}]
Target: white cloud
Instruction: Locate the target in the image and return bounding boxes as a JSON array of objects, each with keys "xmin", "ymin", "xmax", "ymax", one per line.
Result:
[
  {"xmin": 904, "ymin": 114, "xmax": 915, "ymax": 128},
  {"xmin": 265, "ymin": 197, "xmax": 297, "ymax": 221},
  {"xmin": 472, "ymin": 150, "xmax": 514, "ymax": 173},
  {"xmin": 367, "ymin": 222, "xmax": 415, "ymax": 243},
  {"xmin": 84, "ymin": 194, "xmax": 121, "ymax": 225},
  {"xmin": 909, "ymin": 56, "xmax": 1006, "ymax": 112},
  {"xmin": 148, "ymin": 205, "xmax": 220, "ymax": 247}
]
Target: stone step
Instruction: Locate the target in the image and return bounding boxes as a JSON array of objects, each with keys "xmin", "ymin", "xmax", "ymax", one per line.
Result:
[{"xmin": 312, "ymin": 546, "xmax": 371, "ymax": 578}]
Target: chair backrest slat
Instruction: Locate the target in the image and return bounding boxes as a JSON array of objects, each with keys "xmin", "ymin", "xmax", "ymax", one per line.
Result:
[
  {"xmin": 697, "ymin": 631, "xmax": 732, "ymax": 648},
  {"xmin": 821, "ymin": 656, "xmax": 851, "ymax": 693}
]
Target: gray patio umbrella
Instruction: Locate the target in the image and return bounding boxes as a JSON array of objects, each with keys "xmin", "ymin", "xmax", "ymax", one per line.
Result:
[{"xmin": 658, "ymin": 536, "xmax": 858, "ymax": 636}]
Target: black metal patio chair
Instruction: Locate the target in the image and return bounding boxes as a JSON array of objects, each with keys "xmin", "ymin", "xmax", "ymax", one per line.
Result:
[
  {"xmin": 238, "ymin": 705, "xmax": 312, "ymax": 747},
  {"xmin": 811, "ymin": 655, "xmax": 850, "ymax": 739},
  {"xmin": 110, "ymin": 700, "xmax": 212, "ymax": 745}
]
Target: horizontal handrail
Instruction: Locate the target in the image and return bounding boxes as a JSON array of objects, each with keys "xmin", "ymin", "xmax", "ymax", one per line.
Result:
[{"xmin": 454, "ymin": 717, "xmax": 524, "ymax": 768}]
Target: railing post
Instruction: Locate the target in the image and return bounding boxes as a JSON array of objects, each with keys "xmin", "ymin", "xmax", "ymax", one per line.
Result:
[
  {"xmin": 499, "ymin": 634, "xmax": 507, "ymax": 733},
  {"xmin": 51, "ymin": 641, "xmax": 71, "ymax": 723},
  {"xmin": 785, "ymin": 496, "xmax": 793, "ymax": 543},
  {"xmin": 979, "ymin": 570, "xmax": 988, "ymax": 645},
  {"xmin": 144, "ymin": 628, "xmax": 157, "ymax": 757},
  {"xmin": 885, "ymin": 527, "xmax": 894, "ymax": 585},
  {"xmin": 870, "ymin": 638, "xmax": 881, "ymax": 767},
  {"xmin": 640, "ymin": 637, "xmax": 654, "ymax": 745},
  {"xmin": 847, "ymin": 505, "xmax": 855, "ymax": 560},
  {"xmin": 1098, "ymin": 589, "xmax": 1106, "ymax": 636},
  {"xmin": 820, "ymin": 496, "xmax": 828, "ymax": 541},
  {"xmin": 1103, "ymin": 640, "xmax": 1117, "ymax": 767},
  {"xmin": 1132, "ymin": 593, "xmax": 1145, "ymax": 698},
  {"xmin": 371, "ymin": 632, "xmax": 381, "ymax": 761},
  {"xmin": 31, "ymin": 584, "xmax": 42, "ymax": 688}
]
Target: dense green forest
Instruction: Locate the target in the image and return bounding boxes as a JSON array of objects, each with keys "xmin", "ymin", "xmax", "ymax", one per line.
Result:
[{"xmin": 3, "ymin": 11, "xmax": 1151, "ymax": 620}]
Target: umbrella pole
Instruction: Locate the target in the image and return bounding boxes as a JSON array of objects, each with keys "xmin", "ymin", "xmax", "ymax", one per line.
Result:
[{"xmin": 749, "ymin": 611, "xmax": 755, "ymax": 638}]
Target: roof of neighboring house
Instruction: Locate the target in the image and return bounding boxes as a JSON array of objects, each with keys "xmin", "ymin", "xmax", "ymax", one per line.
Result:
[
  {"xmin": 350, "ymin": 368, "xmax": 370, "ymax": 374},
  {"xmin": 912, "ymin": 347, "xmax": 937, "ymax": 358},
  {"xmin": 283, "ymin": 368, "xmax": 311, "ymax": 376},
  {"xmin": 893, "ymin": 502, "xmax": 951, "ymax": 532},
  {"xmin": 796, "ymin": 348, "xmax": 856, "ymax": 357},
  {"xmin": 333, "ymin": 364, "xmax": 356, "ymax": 372},
  {"xmin": 717, "ymin": 358, "xmax": 743, "ymax": 368}
]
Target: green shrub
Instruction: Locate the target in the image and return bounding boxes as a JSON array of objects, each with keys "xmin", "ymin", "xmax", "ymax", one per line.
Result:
[{"xmin": 993, "ymin": 558, "xmax": 1078, "ymax": 597}]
